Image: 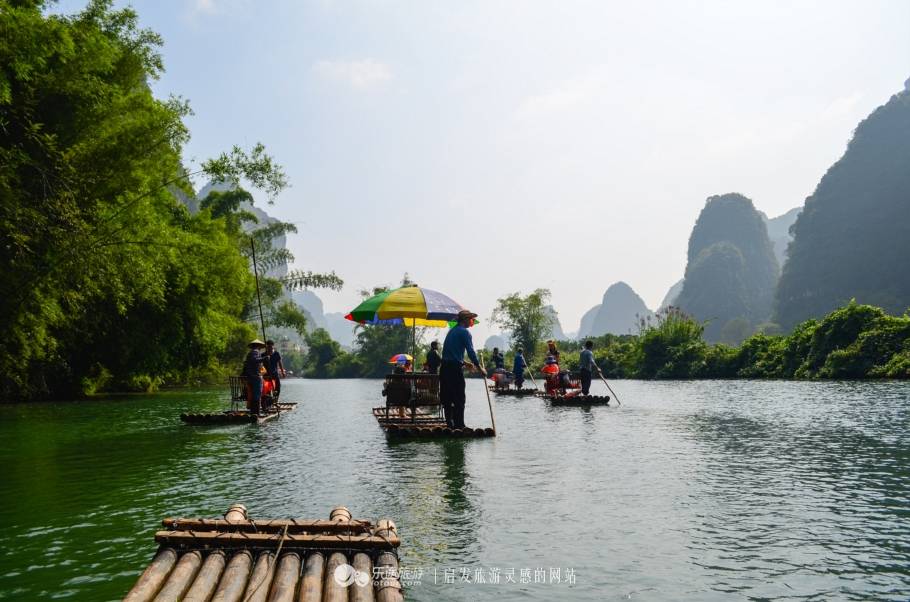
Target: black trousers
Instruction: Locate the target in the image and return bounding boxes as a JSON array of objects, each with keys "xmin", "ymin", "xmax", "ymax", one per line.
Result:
[
  {"xmin": 440, "ymin": 361, "xmax": 466, "ymax": 429},
  {"xmin": 580, "ymin": 369, "xmax": 593, "ymax": 395}
]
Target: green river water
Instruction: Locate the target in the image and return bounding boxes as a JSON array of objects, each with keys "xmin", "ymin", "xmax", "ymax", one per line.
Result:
[{"xmin": 1, "ymin": 379, "xmax": 908, "ymax": 601}]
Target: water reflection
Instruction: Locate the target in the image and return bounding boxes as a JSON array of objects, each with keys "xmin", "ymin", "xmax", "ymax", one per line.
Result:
[{"xmin": 0, "ymin": 380, "xmax": 908, "ymax": 601}]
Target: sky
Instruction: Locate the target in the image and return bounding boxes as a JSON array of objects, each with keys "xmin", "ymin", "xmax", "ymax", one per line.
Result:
[{"xmin": 58, "ymin": 0, "xmax": 910, "ymax": 342}]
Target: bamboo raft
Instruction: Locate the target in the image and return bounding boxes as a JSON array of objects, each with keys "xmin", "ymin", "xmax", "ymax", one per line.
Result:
[
  {"xmin": 123, "ymin": 504, "xmax": 404, "ymax": 602},
  {"xmin": 371, "ymin": 407, "xmax": 495, "ymax": 439},
  {"xmin": 181, "ymin": 402, "xmax": 298, "ymax": 425},
  {"xmin": 546, "ymin": 394, "xmax": 611, "ymax": 405},
  {"xmin": 489, "ymin": 387, "xmax": 540, "ymax": 396}
]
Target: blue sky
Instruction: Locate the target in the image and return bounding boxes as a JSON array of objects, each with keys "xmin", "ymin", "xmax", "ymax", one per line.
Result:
[{"xmin": 56, "ymin": 0, "xmax": 910, "ymax": 340}]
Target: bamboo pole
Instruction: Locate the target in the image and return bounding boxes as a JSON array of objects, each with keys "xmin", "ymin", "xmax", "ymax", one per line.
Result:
[
  {"xmin": 351, "ymin": 552, "xmax": 375, "ymax": 602},
  {"xmin": 210, "ymin": 550, "xmax": 253, "ymax": 602},
  {"xmin": 476, "ymin": 350, "xmax": 496, "ymax": 432},
  {"xmin": 242, "ymin": 552, "xmax": 276, "ymax": 602},
  {"xmin": 154, "ymin": 530, "xmax": 400, "ymax": 550},
  {"xmin": 374, "ymin": 552, "xmax": 403, "ymax": 602},
  {"xmin": 267, "ymin": 553, "xmax": 300, "ymax": 602},
  {"xmin": 152, "ymin": 550, "xmax": 202, "ymax": 602},
  {"xmin": 183, "ymin": 551, "xmax": 226, "ymax": 602},
  {"xmin": 250, "ymin": 237, "xmax": 267, "ymax": 341},
  {"xmin": 596, "ymin": 368, "xmax": 622, "ymax": 405},
  {"xmin": 123, "ymin": 547, "xmax": 177, "ymax": 602},
  {"xmin": 161, "ymin": 518, "xmax": 374, "ymax": 534},
  {"xmin": 322, "ymin": 552, "xmax": 350, "ymax": 602},
  {"xmin": 297, "ymin": 553, "xmax": 325, "ymax": 602}
]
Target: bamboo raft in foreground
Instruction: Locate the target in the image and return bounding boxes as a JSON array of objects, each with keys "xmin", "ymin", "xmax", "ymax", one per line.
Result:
[
  {"xmin": 123, "ymin": 503, "xmax": 404, "ymax": 602},
  {"xmin": 371, "ymin": 407, "xmax": 495, "ymax": 439},
  {"xmin": 546, "ymin": 394, "xmax": 611, "ymax": 405},
  {"xmin": 181, "ymin": 402, "xmax": 297, "ymax": 425}
]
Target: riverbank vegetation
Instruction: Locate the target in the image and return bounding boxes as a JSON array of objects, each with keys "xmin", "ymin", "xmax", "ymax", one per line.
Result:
[
  {"xmin": 554, "ymin": 302, "xmax": 910, "ymax": 380},
  {"xmin": 301, "ymin": 301, "xmax": 909, "ymax": 380},
  {"xmin": 0, "ymin": 2, "xmax": 339, "ymax": 400}
]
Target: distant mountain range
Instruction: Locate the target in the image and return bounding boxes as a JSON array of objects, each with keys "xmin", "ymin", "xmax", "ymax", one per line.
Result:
[{"xmin": 579, "ymin": 282, "xmax": 652, "ymax": 338}]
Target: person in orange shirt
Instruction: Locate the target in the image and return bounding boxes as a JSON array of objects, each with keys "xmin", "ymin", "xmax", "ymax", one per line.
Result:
[{"xmin": 541, "ymin": 355, "xmax": 560, "ymax": 394}]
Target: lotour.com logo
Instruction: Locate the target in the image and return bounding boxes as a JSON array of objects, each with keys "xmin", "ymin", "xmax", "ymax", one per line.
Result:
[{"xmin": 333, "ymin": 563, "xmax": 371, "ymax": 588}]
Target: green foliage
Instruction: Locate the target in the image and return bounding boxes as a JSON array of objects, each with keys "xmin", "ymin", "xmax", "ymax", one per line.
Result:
[
  {"xmin": 776, "ymin": 85, "xmax": 910, "ymax": 329},
  {"xmin": 629, "ymin": 307, "xmax": 709, "ymax": 379},
  {"xmin": 491, "ymin": 289, "xmax": 555, "ymax": 360},
  {"xmin": 0, "ymin": 2, "xmax": 339, "ymax": 400}
]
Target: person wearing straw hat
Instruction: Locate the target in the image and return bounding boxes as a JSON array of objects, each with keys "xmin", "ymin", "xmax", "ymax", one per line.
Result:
[
  {"xmin": 440, "ymin": 309, "xmax": 481, "ymax": 429},
  {"xmin": 242, "ymin": 339, "xmax": 268, "ymax": 414}
]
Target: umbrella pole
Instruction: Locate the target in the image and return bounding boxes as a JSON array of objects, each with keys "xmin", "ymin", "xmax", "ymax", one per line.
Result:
[{"xmin": 477, "ymin": 350, "xmax": 496, "ymax": 433}]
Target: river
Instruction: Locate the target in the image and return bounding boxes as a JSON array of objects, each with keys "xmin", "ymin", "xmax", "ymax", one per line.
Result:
[{"xmin": 0, "ymin": 379, "xmax": 908, "ymax": 601}]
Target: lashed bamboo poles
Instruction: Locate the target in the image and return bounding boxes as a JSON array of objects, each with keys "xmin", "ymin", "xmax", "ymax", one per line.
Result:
[{"xmin": 126, "ymin": 505, "xmax": 405, "ymax": 602}]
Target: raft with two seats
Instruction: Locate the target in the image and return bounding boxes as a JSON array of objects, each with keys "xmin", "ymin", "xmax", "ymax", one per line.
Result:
[
  {"xmin": 373, "ymin": 373, "xmax": 495, "ymax": 439},
  {"xmin": 180, "ymin": 376, "xmax": 296, "ymax": 425}
]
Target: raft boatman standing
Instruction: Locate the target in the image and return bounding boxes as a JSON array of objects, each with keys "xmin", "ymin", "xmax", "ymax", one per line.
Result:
[
  {"xmin": 579, "ymin": 340, "xmax": 597, "ymax": 396},
  {"xmin": 513, "ymin": 347, "xmax": 527, "ymax": 389},
  {"xmin": 440, "ymin": 309, "xmax": 481, "ymax": 429},
  {"xmin": 243, "ymin": 339, "xmax": 268, "ymax": 414}
]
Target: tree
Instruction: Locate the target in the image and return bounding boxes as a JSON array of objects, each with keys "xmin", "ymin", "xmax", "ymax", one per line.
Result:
[
  {"xmin": 491, "ymin": 289, "xmax": 555, "ymax": 360},
  {"xmin": 0, "ymin": 1, "xmax": 341, "ymax": 399}
]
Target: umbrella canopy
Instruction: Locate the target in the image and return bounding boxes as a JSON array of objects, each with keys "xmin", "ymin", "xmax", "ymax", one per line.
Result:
[
  {"xmin": 388, "ymin": 353, "xmax": 413, "ymax": 364},
  {"xmin": 345, "ymin": 284, "xmax": 471, "ymax": 328}
]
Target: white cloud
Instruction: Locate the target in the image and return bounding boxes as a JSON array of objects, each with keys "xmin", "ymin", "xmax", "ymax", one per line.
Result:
[
  {"xmin": 514, "ymin": 68, "xmax": 610, "ymax": 121},
  {"xmin": 313, "ymin": 59, "xmax": 392, "ymax": 90},
  {"xmin": 189, "ymin": 0, "xmax": 217, "ymax": 15}
]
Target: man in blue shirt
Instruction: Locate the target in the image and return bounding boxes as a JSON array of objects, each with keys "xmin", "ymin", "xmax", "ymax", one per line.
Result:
[
  {"xmin": 440, "ymin": 309, "xmax": 481, "ymax": 429},
  {"xmin": 579, "ymin": 340, "xmax": 597, "ymax": 396},
  {"xmin": 512, "ymin": 347, "xmax": 526, "ymax": 389}
]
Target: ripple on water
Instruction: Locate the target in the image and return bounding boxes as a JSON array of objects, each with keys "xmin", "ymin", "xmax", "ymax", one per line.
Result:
[{"xmin": 0, "ymin": 379, "xmax": 909, "ymax": 601}]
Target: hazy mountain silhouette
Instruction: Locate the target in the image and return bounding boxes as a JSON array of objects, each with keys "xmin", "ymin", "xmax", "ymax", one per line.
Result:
[
  {"xmin": 762, "ymin": 207, "xmax": 801, "ymax": 269},
  {"xmin": 776, "ymin": 80, "xmax": 910, "ymax": 330},
  {"xmin": 659, "ymin": 278, "xmax": 684, "ymax": 310},
  {"xmin": 544, "ymin": 305, "xmax": 566, "ymax": 340},
  {"xmin": 484, "ymin": 334, "xmax": 508, "ymax": 351},
  {"xmin": 578, "ymin": 282, "xmax": 652, "ymax": 337},
  {"xmin": 675, "ymin": 193, "xmax": 779, "ymax": 342}
]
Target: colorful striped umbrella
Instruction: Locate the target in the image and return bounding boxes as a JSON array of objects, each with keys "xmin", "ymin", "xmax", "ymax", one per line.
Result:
[
  {"xmin": 388, "ymin": 353, "xmax": 413, "ymax": 364},
  {"xmin": 345, "ymin": 284, "xmax": 473, "ymax": 328}
]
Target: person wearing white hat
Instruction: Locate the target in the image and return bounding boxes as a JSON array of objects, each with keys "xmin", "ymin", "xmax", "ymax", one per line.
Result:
[{"xmin": 440, "ymin": 309, "xmax": 481, "ymax": 429}]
